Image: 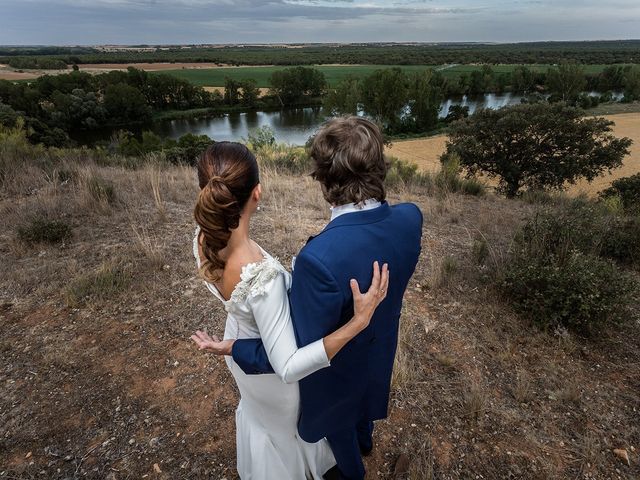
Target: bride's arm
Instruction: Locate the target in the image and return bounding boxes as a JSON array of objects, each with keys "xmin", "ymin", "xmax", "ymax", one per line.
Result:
[{"xmin": 245, "ymin": 262, "xmax": 388, "ymax": 384}]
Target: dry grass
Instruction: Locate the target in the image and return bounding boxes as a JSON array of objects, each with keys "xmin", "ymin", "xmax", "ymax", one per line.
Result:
[{"xmin": 1, "ymin": 136, "xmax": 639, "ymax": 479}]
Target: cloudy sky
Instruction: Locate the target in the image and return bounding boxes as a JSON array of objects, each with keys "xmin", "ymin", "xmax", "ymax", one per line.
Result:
[{"xmin": 1, "ymin": 0, "xmax": 639, "ymax": 45}]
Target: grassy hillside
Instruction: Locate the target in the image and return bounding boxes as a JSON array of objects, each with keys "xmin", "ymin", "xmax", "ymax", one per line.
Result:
[{"xmin": 1, "ymin": 131, "xmax": 639, "ymax": 478}]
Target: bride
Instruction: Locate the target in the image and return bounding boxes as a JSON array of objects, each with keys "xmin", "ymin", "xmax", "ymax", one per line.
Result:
[{"xmin": 190, "ymin": 142, "xmax": 389, "ymax": 479}]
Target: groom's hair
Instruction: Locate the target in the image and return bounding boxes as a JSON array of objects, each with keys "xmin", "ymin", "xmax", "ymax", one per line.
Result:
[{"xmin": 309, "ymin": 116, "xmax": 387, "ymax": 206}]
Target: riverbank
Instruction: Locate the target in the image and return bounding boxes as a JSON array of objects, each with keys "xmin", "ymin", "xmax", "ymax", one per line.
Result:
[{"xmin": 386, "ymin": 110, "xmax": 640, "ymax": 196}]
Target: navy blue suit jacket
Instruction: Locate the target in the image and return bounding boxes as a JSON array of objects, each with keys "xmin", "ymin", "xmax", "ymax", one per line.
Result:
[{"xmin": 231, "ymin": 201, "xmax": 423, "ymax": 442}]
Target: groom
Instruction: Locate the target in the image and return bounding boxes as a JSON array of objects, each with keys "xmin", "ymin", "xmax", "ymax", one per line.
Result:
[{"xmin": 232, "ymin": 116, "xmax": 423, "ymax": 479}]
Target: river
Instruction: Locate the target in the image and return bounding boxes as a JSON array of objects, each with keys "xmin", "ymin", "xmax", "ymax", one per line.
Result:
[{"xmin": 101, "ymin": 91, "xmax": 625, "ymax": 147}]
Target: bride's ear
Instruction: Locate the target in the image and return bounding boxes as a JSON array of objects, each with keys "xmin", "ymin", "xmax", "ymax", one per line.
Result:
[{"xmin": 252, "ymin": 183, "xmax": 262, "ymax": 203}]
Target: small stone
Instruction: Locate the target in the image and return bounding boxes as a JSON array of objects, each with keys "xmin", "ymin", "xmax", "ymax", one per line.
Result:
[
  {"xmin": 613, "ymin": 448, "xmax": 630, "ymax": 466},
  {"xmin": 153, "ymin": 463, "xmax": 162, "ymax": 473},
  {"xmin": 25, "ymin": 452, "xmax": 32, "ymax": 459},
  {"xmin": 129, "ymin": 438, "xmax": 135, "ymax": 445}
]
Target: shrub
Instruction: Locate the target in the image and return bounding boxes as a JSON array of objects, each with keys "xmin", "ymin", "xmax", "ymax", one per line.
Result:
[
  {"xmin": 17, "ymin": 218, "xmax": 72, "ymax": 244},
  {"xmin": 436, "ymin": 153, "xmax": 485, "ymax": 196},
  {"xmin": 87, "ymin": 177, "xmax": 116, "ymax": 204},
  {"xmin": 385, "ymin": 157, "xmax": 434, "ymax": 189},
  {"xmin": 503, "ymin": 250, "xmax": 636, "ymax": 334},
  {"xmin": 503, "ymin": 207, "xmax": 638, "ymax": 334},
  {"xmin": 66, "ymin": 262, "xmax": 131, "ymax": 306},
  {"xmin": 245, "ymin": 126, "xmax": 276, "ymax": 149},
  {"xmin": 599, "ymin": 215, "xmax": 640, "ymax": 266},
  {"xmin": 256, "ymin": 143, "xmax": 312, "ymax": 175},
  {"xmin": 599, "ymin": 173, "xmax": 640, "ymax": 212},
  {"xmin": 472, "ymin": 237, "xmax": 489, "ymax": 265}
]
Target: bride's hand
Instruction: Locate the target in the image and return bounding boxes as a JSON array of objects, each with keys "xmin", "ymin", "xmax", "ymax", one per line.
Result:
[
  {"xmin": 350, "ymin": 261, "xmax": 390, "ymax": 331},
  {"xmin": 190, "ymin": 330, "xmax": 235, "ymax": 356}
]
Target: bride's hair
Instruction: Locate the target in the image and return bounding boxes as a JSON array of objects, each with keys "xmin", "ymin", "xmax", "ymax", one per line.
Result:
[{"xmin": 194, "ymin": 142, "xmax": 260, "ymax": 282}]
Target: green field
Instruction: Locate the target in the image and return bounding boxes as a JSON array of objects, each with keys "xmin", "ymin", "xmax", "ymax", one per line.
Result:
[{"xmin": 153, "ymin": 64, "xmax": 620, "ymax": 88}]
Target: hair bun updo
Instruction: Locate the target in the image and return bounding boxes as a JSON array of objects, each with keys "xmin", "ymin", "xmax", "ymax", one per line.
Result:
[{"xmin": 194, "ymin": 142, "xmax": 260, "ymax": 283}]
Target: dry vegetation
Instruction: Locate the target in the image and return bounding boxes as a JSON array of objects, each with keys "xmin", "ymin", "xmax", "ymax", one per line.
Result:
[
  {"xmin": 387, "ymin": 112, "xmax": 640, "ymax": 197},
  {"xmin": 1, "ymin": 131, "xmax": 639, "ymax": 479}
]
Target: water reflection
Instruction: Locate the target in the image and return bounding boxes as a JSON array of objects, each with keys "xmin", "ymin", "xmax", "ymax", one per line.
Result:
[{"xmin": 149, "ymin": 91, "xmax": 625, "ymax": 146}]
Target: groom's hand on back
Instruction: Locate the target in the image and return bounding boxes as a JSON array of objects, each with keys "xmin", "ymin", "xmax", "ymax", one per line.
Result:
[{"xmin": 191, "ymin": 330, "xmax": 235, "ymax": 356}]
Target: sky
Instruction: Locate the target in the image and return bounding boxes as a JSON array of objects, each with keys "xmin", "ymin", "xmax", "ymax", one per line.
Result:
[{"xmin": 1, "ymin": 0, "xmax": 639, "ymax": 45}]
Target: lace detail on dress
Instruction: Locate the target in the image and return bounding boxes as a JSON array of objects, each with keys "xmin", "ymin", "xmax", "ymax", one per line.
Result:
[
  {"xmin": 193, "ymin": 225, "xmax": 284, "ymax": 310},
  {"xmin": 229, "ymin": 256, "xmax": 283, "ymax": 304}
]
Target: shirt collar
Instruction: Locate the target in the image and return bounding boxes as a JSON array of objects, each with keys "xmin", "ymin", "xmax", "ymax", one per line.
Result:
[{"xmin": 330, "ymin": 199, "xmax": 382, "ymax": 221}]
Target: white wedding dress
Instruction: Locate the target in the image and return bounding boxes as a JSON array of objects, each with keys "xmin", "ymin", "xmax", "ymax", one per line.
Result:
[{"xmin": 193, "ymin": 227, "xmax": 336, "ymax": 479}]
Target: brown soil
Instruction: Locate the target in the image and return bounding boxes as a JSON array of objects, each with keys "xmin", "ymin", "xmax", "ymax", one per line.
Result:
[
  {"xmin": 0, "ymin": 69, "xmax": 40, "ymax": 80},
  {"xmin": 0, "ymin": 155, "xmax": 639, "ymax": 479},
  {"xmin": 387, "ymin": 112, "xmax": 640, "ymax": 196}
]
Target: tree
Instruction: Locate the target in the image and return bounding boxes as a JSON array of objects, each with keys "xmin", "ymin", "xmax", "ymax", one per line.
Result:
[
  {"xmin": 103, "ymin": 83, "xmax": 151, "ymax": 125},
  {"xmin": 445, "ymin": 103, "xmax": 632, "ymax": 197},
  {"xmin": 407, "ymin": 70, "xmax": 442, "ymax": 131},
  {"xmin": 597, "ymin": 65, "xmax": 627, "ymax": 92},
  {"xmin": 511, "ymin": 66, "xmax": 535, "ymax": 93},
  {"xmin": 239, "ymin": 79, "xmax": 259, "ymax": 108},
  {"xmin": 623, "ymin": 67, "xmax": 640, "ymax": 101},
  {"xmin": 223, "ymin": 77, "xmax": 240, "ymax": 106},
  {"xmin": 468, "ymin": 65, "xmax": 494, "ymax": 94},
  {"xmin": 324, "ymin": 75, "xmax": 361, "ymax": 115},
  {"xmin": 546, "ymin": 63, "xmax": 586, "ymax": 102},
  {"xmin": 269, "ymin": 67, "xmax": 327, "ymax": 106},
  {"xmin": 49, "ymin": 88, "xmax": 106, "ymax": 129},
  {"xmin": 360, "ymin": 68, "xmax": 408, "ymax": 131}
]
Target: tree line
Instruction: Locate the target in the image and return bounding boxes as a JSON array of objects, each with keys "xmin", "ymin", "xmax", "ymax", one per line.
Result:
[
  {"xmin": 2, "ymin": 41, "xmax": 640, "ymax": 69},
  {"xmin": 0, "ymin": 66, "xmax": 328, "ymax": 147},
  {"xmin": 2, "ymin": 62, "xmax": 639, "ymax": 147},
  {"xmin": 325, "ymin": 64, "xmax": 640, "ymax": 135}
]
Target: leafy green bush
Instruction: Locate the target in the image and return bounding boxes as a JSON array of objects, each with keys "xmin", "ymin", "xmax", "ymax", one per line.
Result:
[
  {"xmin": 503, "ymin": 207, "xmax": 638, "ymax": 334},
  {"xmin": 17, "ymin": 218, "xmax": 72, "ymax": 244},
  {"xmin": 504, "ymin": 249, "xmax": 636, "ymax": 334},
  {"xmin": 599, "ymin": 215, "xmax": 640, "ymax": 265},
  {"xmin": 599, "ymin": 173, "xmax": 640, "ymax": 212},
  {"xmin": 245, "ymin": 126, "xmax": 276, "ymax": 149}
]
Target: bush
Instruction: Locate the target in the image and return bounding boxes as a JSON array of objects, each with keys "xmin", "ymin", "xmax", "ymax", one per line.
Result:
[
  {"xmin": 245, "ymin": 126, "xmax": 276, "ymax": 149},
  {"xmin": 599, "ymin": 173, "xmax": 640, "ymax": 212},
  {"xmin": 385, "ymin": 157, "xmax": 434, "ymax": 189},
  {"xmin": 503, "ymin": 207, "xmax": 638, "ymax": 334},
  {"xmin": 66, "ymin": 262, "xmax": 131, "ymax": 306},
  {"xmin": 436, "ymin": 153, "xmax": 485, "ymax": 196},
  {"xmin": 256, "ymin": 143, "xmax": 312, "ymax": 174},
  {"xmin": 17, "ymin": 218, "xmax": 72, "ymax": 244},
  {"xmin": 599, "ymin": 215, "xmax": 640, "ymax": 266},
  {"xmin": 504, "ymin": 249, "xmax": 636, "ymax": 334},
  {"xmin": 87, "ymin": 177, "xmax": 116, "ymax": 204}
]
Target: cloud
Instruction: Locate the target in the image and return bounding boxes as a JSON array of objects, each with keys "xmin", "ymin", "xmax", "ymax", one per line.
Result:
[{"xmin": 1, "ymin": 0, "xmax": 638, "ymax": 45}]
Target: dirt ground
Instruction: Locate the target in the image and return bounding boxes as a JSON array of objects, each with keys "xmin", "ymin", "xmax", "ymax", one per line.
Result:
[
  {"xmin": 1, "ymin": 148, "xmax": 639, "ymax": 479},
  {"xmin": 0, "ymin": 63, "xmax": 248, "ymax": 81},
  {"xmin": 0, "ymin": 67, "xmax": 40, "ymax": 80},
  {"xmin": 387, "ymin": 112, "xmax": 640, "ymax": 196}
]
